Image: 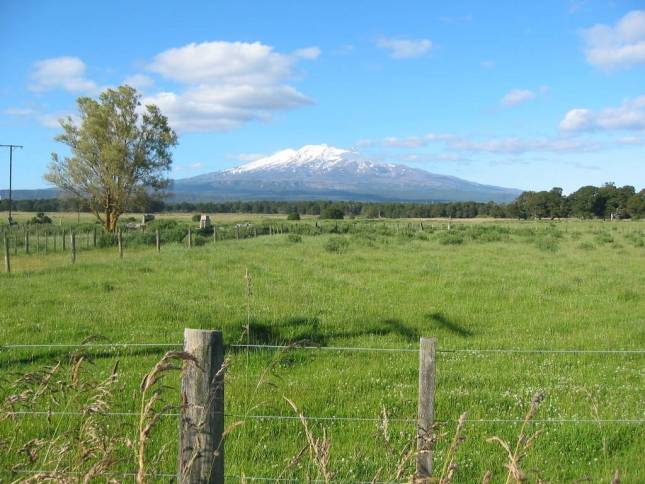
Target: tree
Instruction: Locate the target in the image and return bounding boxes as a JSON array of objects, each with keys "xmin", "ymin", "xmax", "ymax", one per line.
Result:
[
  {"xmin": 320, "ymin": 206, "xmax": 344, "ymax": 219},
  {"xmin": 45, "ymin": 85, "xmax": 177, "ymax": 232}
]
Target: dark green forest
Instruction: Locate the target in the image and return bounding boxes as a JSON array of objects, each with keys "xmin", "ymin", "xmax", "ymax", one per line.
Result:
[{"xmin": 2, "ymin": 183, "xmax": 643, "ymax": 220}]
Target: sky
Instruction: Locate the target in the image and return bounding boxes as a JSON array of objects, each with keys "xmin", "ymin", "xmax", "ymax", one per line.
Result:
[{"xmin": 1, "ymin": 0, "xmax": 644, "ymax": 193}]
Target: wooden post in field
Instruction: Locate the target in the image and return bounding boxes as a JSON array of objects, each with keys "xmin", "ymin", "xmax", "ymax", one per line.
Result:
[
  {"xmin": 62, "ymin": 230, "xmax": 66, "ymax": 251},
  {"xmin": 44, "ymin": 231, "xmax": 48, "ymax": 254},
  {"xmin": 53, "ymin": 231, "xmax": 57, "ymax": 251},
  {"xmin": 36, "ymin": 230, "xmax": 40, "ymax": 253},
  {"xmin": 155, "ymin": 228, "xmax": 161, "ymax": 252},
  {"xmin": 179, "ymin": 329, "xmax": 225, "ymax": 484},
  {"xmin": 24, "ymin": 231, "xmax": 29, "ymax": 254},
  {"xmin": 93, "ymin": 228, "xmax": 97, "ymax": 247},
  {"xmin": 117, "ymin": 230, "xmax": 123, "ymax": 258},
  {"xmin": 70, "ymin": 232, "xmax": 76, "ymax": 264},
  {"xmin": 187, "ymin": 227, "xmax": 192, "ymax": 248},
  {"xmin": 213, "ymin": 226, "xmax": 217, "ymax": 243},
  {"xmin": 3, "ymin": 233, "xmax": 10, "ymax": 273},
  {"xmin": 416, "ymin": 337, "xmax": 436, "ymax": 479}
]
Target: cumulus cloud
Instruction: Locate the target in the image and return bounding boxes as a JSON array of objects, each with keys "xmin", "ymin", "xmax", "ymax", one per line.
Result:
[
  {"xmin": 143, "ymin": 40, "xmax": 317, "ymax": 132},
  {"xmin": 377, "ymin": 37, "xmax": 432, "ymax": 59},
  {"xmin": 29, "ymin": 57, "xmax": 96, "ymax": 93},
  {"xmin": 501, "ymin": 89, "xmax": 535, "ymax": 106},
  {"xmin": 560, "ymin": 96, "xmax": 645, "ymax": 131},
  {"xmin": 123, "ymin": 74, "xmax": 154, "ymax": 90},
  {"xmin": 581, "ymin": 10, "xmax": 645, "ymax": 69},
  {"xmin": 382, "ymin": 132, "xmax": 599, "ymax": 154}
]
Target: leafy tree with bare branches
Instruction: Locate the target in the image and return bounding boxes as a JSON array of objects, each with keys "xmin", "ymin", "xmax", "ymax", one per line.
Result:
[{"xmin": 45, "ymin": 85, "xmax": 177, "ymax": 232}]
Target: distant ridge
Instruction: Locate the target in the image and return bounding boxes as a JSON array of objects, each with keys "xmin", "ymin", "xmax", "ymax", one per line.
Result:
[{"xmin": 4, "ymin": 145, "xmax": 522, "ymax": 203}]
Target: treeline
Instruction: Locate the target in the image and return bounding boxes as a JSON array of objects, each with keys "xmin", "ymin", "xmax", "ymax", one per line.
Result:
[{"xmin": 2, "ymin": 183, "xmax": 643, "ymax": 220}]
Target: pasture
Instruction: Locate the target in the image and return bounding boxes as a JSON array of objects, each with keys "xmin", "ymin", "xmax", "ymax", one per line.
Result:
[{"xmin": 1, "ymin": 218, "xmax": 643, "ymax": 482}]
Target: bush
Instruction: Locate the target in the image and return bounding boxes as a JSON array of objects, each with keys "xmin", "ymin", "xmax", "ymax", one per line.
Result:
[
  {"xmin": 191, "ymin": 214, "xmax": 201, "ymax": 222},
  {"xmin": 30, "ymin": 212, "xmax": 52, "ymax": 224},
  {"xmin": 287, "ymin": 233, "xmax": 302, "ymax": 243},
  {"xmin": 324, "ymin": 236, "xmax": 349, "ymax": 253},
  {"xmin": 320, "ymin": 207, "xmax": 344, "ymax": 220},
  {"xmin": 287, "ymin": 212, "xmax": 300, "ymax": 221},
  {"xmin": 437, "ymin": 232, "xmax": 464, "ymax": 245}
]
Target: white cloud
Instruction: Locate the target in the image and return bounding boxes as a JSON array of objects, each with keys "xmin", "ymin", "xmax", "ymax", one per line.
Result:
[
  {"xmin": 293, "ymin": 46, "xmax": 321, "ymax": 59},
  {"xmin": 377, "ymin": 37, "xmax": 432, "ymax": 59},
  {"xmin": 37, "ymin": 113, "xmax": 79, "ymax": 129},
  {"xmin": 149, "ymin": 41, "xmax": 302, "ymax": 85},
  {"xmin": 501, "ymin": 89, "xmax": 536, "ymax": 106},
  {"xmin": 29, "ymin": 57, "xmax": 96, "ymax": 93},
  {"xmin": 233, "ymin": 153, "xmax": 266, "ymax": 163},
  {"xmin": 383, "ymin": 132, "xmax": 599, "ymax": 154},
  {"xmin": 123, "ymin": 74, "xmax": 154, "ymax": 90},
  {"xmin": 581, "ymin": 10, "xmax": 645, "ymax": 69},
  {"xmin": 143, "ymin": 84, "xmax": 311, "ymax": 133},
  {"xmin": 480, "ymin": 60, "xmax": 495, "ymax": 69},
  {"xmin": 3, "ymin": 107, "xmax": 36, "ymax": 116},
  {"xmin": 560, "ymin": 96, "xmax": 645, "ymax": 131},
  {"xmin": 144, "ymin": 40, "xmax": 317, "ymax": 132}
]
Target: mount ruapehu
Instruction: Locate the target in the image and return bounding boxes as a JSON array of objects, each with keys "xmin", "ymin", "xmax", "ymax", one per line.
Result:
[{"xmin": 6, "ymin": 144, "xmax": 522, "ymax": 203}]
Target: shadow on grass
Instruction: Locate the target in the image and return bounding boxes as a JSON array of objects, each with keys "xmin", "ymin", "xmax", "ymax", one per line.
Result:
[
  {"xmin": 424, "ymin": 311, "xmax": 473, "ymax": 337},
  {"xmin": 0, "ymin": 346, "xmax": 170, "ymax": 370},
  {"xmin": 228, "ymin": 315, "xmax": 420, "ymax": 352}
]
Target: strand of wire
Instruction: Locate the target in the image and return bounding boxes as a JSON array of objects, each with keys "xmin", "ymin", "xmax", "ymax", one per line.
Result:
[
  {"xmin": 2, "ymin": 342, "xmax": 644, "ymax": 354},
  {"xmin": 6, "ymin": 411, "xmax": 644, "ymax": 424}
]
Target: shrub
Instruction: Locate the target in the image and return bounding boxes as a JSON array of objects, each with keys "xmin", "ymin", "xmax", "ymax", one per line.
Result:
[
  {"xmin": 437, "ymin": 232, "xmax": 464, "ymax": 245},
  {"xmin": 191, "ymin": 214, "xmax": 201, "ymax": 222},
  {"xmin": 287, "ymin": 233, "xmax": 302, "ymax": 243},
  {"xmin": 287, "ymin": 212, "xmax": 301, "ymax": 221},
  {"xmin": 30, "ymin": 212, "xmax": 52, "ymax": 224},
  {"xmin": 324, "ymin": 236, "xmax": 349, "ymax": 253},
  {"xmin": 320, "ymin": 207, "xmax": 344, "ymax": 220}
]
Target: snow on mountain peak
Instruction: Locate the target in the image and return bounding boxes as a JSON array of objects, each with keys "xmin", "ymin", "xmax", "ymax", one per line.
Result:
[{"xmin": 225, "ymin": 144, "xmax": 361, "ymax": 174}]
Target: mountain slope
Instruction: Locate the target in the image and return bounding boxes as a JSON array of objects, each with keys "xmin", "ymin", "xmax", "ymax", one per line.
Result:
[{"xmin": 172, "ymin": 144, "xmax": 521, "ymax": 202}]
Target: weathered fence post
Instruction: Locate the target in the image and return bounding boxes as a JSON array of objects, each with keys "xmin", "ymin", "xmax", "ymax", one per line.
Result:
[
  {"xmin": 187, "ymin": 227, "xmax": 192, "ymax": 248},
  {"xmin": 179, "ymin": 329, "xmax": 225, "ymax": 484},
  {"xmin": 213, "ymin": 226, "xmax": 217, "ymax": 243},
  {"xmin": 93, "ymin": 228, "xmax": 97, "ymax": 247},
  {"xmin": 44, "ymin": 231, "xmax": 48, "ymax": 254},
  {"xmin": 117, "ymin": 230, "xmax": 123, "ymax": 258},
  {"xmin": 3, "ymin": 233, "xmax": 10, "ymax": 273},
  {"xmin": 156, "ymin": 228, "xmax": 161, "ymax": 253},
  {"xmin": 416, "ymin": 337, "xmax": 436, "ymax": 479},
  {"xmin": 62, "ymin": 230, "xmax": 66, "ymax": 251},
  {"xmin": 70, "ymin": 232, "xmax": 76, "ymax": 264},
  {"xmin": 24, "ymin": 231, "xmax": 29, "ymax": 254}
]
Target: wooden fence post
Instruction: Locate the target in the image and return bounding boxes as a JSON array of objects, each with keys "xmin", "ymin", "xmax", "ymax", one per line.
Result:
[
  {"xmin": 93, "ymin": 228, "xmax": 97, "ymax": 247},
  {"xmin": 416, "ymin": 337, "xmax": 436, "ymax": 479},
  {"xmin": 24, "ymin": 231, "xmax": 29, "ymax": 254},
  {"xmin": 3, "ymin": 233, "xmax": 10, "ymax": 273},
  {"xmin": 117, "ymin": 230, "xmax": 123, "ymax": 258},
  {"xmin": 187, "ymin": 227, "xmax": 192, "ymax": 248},
  {"xmin": 179, "ymin": 329, "xmax": 225, "ymax": 484},
  {"xmin": 70, "ymin": 232, "xmax": 76, "ymax": 264},
  {"xmin": 213, "ymin": 226, "xmax": 217, "ymax": 243},
  {"xmin": 44, "ymin": 231, "xmax": 48, "ymax": 254},
  {"xmin": 62, "ymin": 230, "xmax": 66, "ymax": 251},
  {"xmin": 156, "ymin": 228, "xmax": 161, "ymax": 252}
]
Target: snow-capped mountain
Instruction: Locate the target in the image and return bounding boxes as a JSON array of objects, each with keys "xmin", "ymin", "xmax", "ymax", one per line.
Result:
[{"xmin": 171, "ymin": 144, "xmax": 521, "ymax": 202}]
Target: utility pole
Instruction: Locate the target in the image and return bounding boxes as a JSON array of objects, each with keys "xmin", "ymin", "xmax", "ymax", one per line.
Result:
[{"xmin": 1, "ymin": 144, "xmax": 23, "ymax": 224}]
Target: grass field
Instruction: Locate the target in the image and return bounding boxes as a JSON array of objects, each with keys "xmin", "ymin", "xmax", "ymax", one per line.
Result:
[{"xmin": 1, "ymin": 219, "xmax": 643, "ymax": 482}]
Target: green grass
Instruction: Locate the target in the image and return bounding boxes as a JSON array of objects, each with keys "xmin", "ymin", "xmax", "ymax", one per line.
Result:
[{"xmin": 1, "ymin": 220, "xmax": 644, "ymax": 482}]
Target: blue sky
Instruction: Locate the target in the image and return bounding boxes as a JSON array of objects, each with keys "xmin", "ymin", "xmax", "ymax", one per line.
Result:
[{"xmin": 1, "ymin": 0, "xmax": 644, "ymax": 192}]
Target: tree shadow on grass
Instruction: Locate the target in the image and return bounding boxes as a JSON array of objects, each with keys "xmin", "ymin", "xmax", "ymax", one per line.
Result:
[
  {"xmin": 0, "ymin": 346, "xmax": 169, "ymax": 370},
  {"xmin": 424, "ymin": 311, "xmax": 473, "ymax": 337},
  {"xmin": 230, "ymin": 316, "xmax": 420, "ymax": 353}
]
